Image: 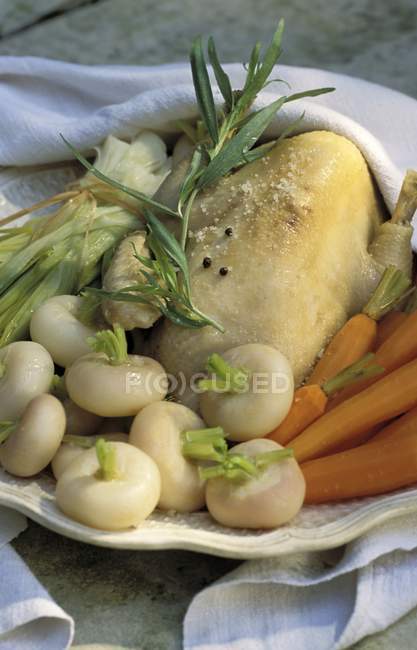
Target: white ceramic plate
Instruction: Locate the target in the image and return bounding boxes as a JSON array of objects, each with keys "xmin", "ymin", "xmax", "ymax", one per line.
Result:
[
  {"xmin": 0, "ymin": 157, "xmax": 415, "ymax": 559},
  {"xmin": 1, "ymin": 468, "xmax": 416, "ymax": 558}
]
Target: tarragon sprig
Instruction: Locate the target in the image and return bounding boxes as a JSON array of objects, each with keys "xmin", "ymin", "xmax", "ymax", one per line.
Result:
[{"xmin": 63, "ymin": 19, "xmax": 334, "ymax": 332}]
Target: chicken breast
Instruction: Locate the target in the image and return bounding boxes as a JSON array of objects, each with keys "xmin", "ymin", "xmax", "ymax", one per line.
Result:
[{"xmin": 149, "ymin": 131, "xmax": 407, "ymax": 393}]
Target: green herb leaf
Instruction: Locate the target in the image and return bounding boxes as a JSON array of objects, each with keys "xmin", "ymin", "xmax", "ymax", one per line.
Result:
[
  {"xmin": 237, "ymin": 19, "xmax": 284, "ymax": 112},
  {"xmin": 179, "ymin": 146, "xmax": 204, "ymax": 209},
  {"xmin": 238, "ymin": 140, "xmax": 276, "ymax": 165},
  {"xmin": 243, "ymin": 42, "xmax": 262, "ymax": 91},
  {"xmin": 207, "ymin": 36, "xmax": 234, "ymax": 111},
  {"xmin": 143, "ymin": 209, "xmax": 190, "ymax": 291},
  {"xmin": 190, "ymin": 37, "xmax": 219, "ymax": 145},
  {"xmin": 284, "ymin": 87, "xmax": 336, "ymax": 103},
  {"xmin": 197, "ymin": 95, "xmax": 287, "ymax": 188}
]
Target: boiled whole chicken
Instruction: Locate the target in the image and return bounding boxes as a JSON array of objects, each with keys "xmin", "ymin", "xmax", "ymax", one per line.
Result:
[{"xmin": 148, "ymin": 130, "xmax": 413, "ymax": 391}]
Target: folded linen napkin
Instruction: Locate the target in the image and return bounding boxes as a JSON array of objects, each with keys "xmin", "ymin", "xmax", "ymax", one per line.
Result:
[
  {"xmin": 0, "ymin": 56, "xmax": 417, "ymax": 650},
  {"xmin": 184, "ymin": 512, "xmax": 417, "ymax": 649},
  {"xmin": 0, "ymin": 507, "xmax": 73, "ymax": 649}
]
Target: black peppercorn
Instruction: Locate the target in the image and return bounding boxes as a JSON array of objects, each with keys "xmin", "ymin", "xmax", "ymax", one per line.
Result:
[
  {"xmin": 225, "ymin": 227, "xmax": 233, "ymax": 237},
  {"xmin": 219, "ymin": 266, "xmax": 229, "ymax": 276},
  {"xmin": 203, "ymin": 257, "xmax": 212, "ymax": 268}
]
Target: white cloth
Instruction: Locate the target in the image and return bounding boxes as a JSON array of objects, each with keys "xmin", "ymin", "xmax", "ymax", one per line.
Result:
[
  {"xmin": 184, "ymin": 513, "xmax": 417, "ymax": 649},
  {"xmin": 0, "ymin": 56, "xmax": 417, "ymax": 650},
  {"xmin": 0, "ymin": 56, "xmax": 416, "ymax": 217},
  {"xmin": 0, "ymin": 508, "xmax": 73, "ymax": 649}
]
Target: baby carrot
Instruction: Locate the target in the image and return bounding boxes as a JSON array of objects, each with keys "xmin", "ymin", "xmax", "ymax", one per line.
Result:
[
  {"xmin": 290, "ymin": 357, "xmax": 417, "ymax": 463},
  {"xmin": 376, "ymin": 311, "xmax": 408, "ymax": 347},
  {"xmin": 371, "ymin": 406, "xmax": 417, "ymax": 443},
  {"xmin": 307, "ymin": 314, "xmax": 377, "ymax": 386},
  {"xmin": 330, "ymin": 424, "xmax": 383, "ymax": 453},
  {"xmin": 268, "ymin": 354, "xmax": 383, "ymax": 445},
  {"xmin": 330, "ymin": 307, "xmax": 417, "ymax": 408},
  {"xmin": 307, "ymin": 266, "xmax": 410, "ymax": 386},
  {"xmin": 302, "ymin": 434, "xmax": 417, "ymax": 504},
  {"xmin": 376, "ymin": 288, "xmax": 417, "ymax": 347}
]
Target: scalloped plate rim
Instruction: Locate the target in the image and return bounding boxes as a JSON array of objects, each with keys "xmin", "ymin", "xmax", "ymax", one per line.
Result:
[{"xmin": 1, "ymin": 471, "xmax": 417, "ymax": 559}]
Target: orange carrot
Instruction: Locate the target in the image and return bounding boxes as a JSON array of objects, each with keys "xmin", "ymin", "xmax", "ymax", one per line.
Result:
[
  {"xmin": 330, "ymin": 424, "xmax": 383, "ymax": 452},
  {"xmin": 376, "ymin": 311, "xmax": 408, "ymax": 347},
  {"xmin": 268, "ymin": 354, "xmax": 383, "ymax": 445},
  {"xmin": 307, "ymin": 314, "xmax": 377, "ymax": 386},
  {"xmin": 302, "ymin": 434, "xmax": 417, "ymax": 504},
  {"xmin": 290, "ymin": 357, "xmax": 417, "ymax": 463},
  {"xmin": 330, "ymin": 308, "xmax": 417, "ymax": 408},
  {"xmin": 307, "ymin": 266, "xmax": 410, "ymax": 386},
  {"xmin": 268, "ymin": 385, "xmax": 327, "ymax": 445},
  {"xmin": 372, "ymin": 406, "xmax": 417, "ymax": 443}
]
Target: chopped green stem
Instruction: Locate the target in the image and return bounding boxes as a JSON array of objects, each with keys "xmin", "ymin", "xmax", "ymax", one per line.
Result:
[
  {"xmin": 227, "ymin": 453, "xmax": 259, "ymax": 477},
  {"xmin": 182, "ymin": 427, "xmax": 228, "ymax": 462},
  {"xmin": 198, "ymin": 378, "xmax": 232, "ymax": 392},
  {"xmin": 199, "ymin": 453, "xmax": 258, "ymax": 482},
  {"xmin": 182, "ymin": 441, "xmax": 227, "ymax": 463},
  {"xmin": 88, "ymin": 323, "xmax": 128, "ymax": 365},
  {"xmin": 323, "ymin": 353, "xmax": 385, "ymax": 396},
  {"xmin": 0, "ymin": 421, "xmax": 16, "ymax": 444},
  {"xmin": 63, "ymin": 434, "xmax": 95, "ymax": 449},
  {"xmin": 363, "ymin": 265, "xmax": 411, "ymax": 321},
  {"xmin": 198, "ymin": 464, "xmax": 229, "ymax": 480},
  {"xmin": 199, "ymin": 353, "xmax": 250, "ymax": 394},
  {"xmin": 182, "ymin": 426, "xmax": 226, "ymax": 443},
  {"xmin": 50, "ymin": 374, "xmax": 67, "ymax": 399},
  {"xmin": 199, "ymin": 445, "xmax": 296, "ymax": 482},
  {"xmin": 95, "ymin": 438, "xmax": 119, "ymax": 481},
  {"xmin": 255, "ymin": 448, "xmax": 294, "ymax": 468}
]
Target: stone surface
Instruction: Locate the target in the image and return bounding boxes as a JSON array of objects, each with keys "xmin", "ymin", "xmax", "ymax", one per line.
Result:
[
  {"xmin": 12, "ymin": 521, "xmax": 238, "ymax": 649},
  {"xmin": 0, "ymin": 0, "xmax": 416, "ymax": 97},
  {"xmin": 0, "ymin": 0, "xmax": 87, "ymax": 38},
  {"xmin": 3, "ymin": 0, "xmax": 417, "ymax": 648}
]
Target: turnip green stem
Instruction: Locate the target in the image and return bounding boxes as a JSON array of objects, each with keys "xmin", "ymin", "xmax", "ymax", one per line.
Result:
[
  {"xmin": 182, "ymin": 442, "xmax": 226, "ymax": 462},
  {"xmin": 200, "ymin": 447, "xmax": 295, "ymax": 482},
  {"xmin": 95, "ymin": 438, "xmax": 119, "ymax": 481},
  {"xmin": 199, "ymin": 453, "xmax": 258, "ymax": 481},
  {"xmin": 182, "ymin": 427, "xmax": 228, "ymax": 462},
  {"xmin": 63, "ymin": 434, "xmax": 95, "ymax": 449},
  {"xmin": 182, "ymin": 426, "xmax": 225, "ymax": 443},
  {"xmin": 199, "ymin": 353, "xmax": 250, "ymax": 393},
  {"xmin": 322, "ymin": 353, "xmax": 385, "ymax": 397},
  {"xmin": 88, "ymin": 324, "xmax": 128, "ymax": 365},
  {"xmin": 0, "ymin": 421, "xmax": 16, "ymax": 444},
  {"xmin": 51, "ymin": 374, "xmax": 67, "ymax": 399},
  {"xmin": 255, "ymin": 448, "xmax": 294, "ymax": 468},
  {"xmin": 363, "ymin": 265, "xmax": 411, "ymax": 321}
]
